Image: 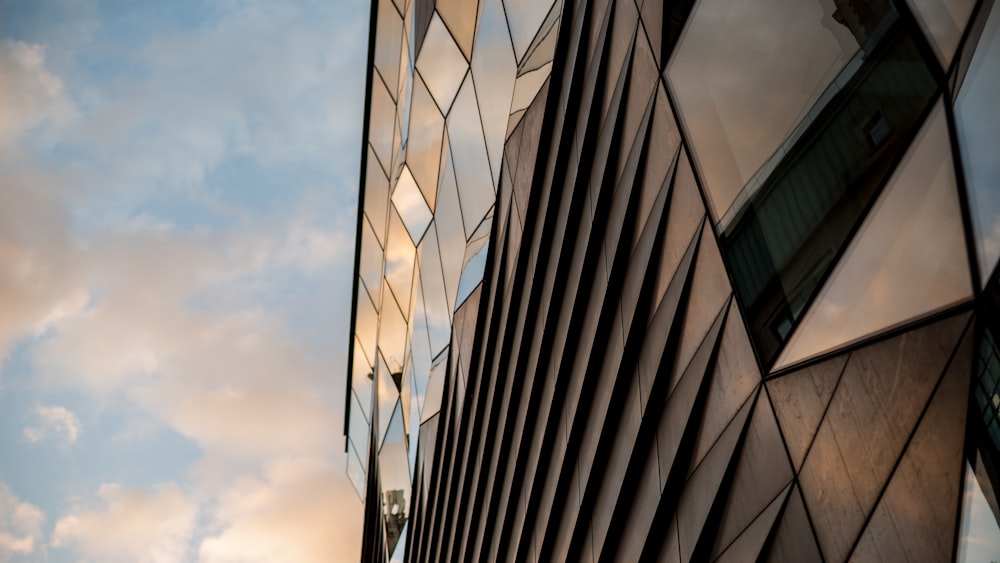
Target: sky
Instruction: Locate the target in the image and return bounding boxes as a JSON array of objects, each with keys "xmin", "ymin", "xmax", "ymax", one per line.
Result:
[{"xmin": 0, "ymin": 0, "xmax": 368, "ymax": 561}]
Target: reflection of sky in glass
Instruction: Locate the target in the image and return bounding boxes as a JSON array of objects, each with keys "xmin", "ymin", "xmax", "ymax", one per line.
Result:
[
  {"xmin": 958, "ymin": 461, "xmax": 1000, "ymax": 562},
  {"xmin": 667, "ymin": 0, "xmax": 858, "ymax": 220},
  {"xmin": 348, "ymin": 0, "xmax": 564, "ymax": 546},
  {"xmin": 955, "ymin": 1, "xmax": 1000, "ymax": 284},
  {"xmin": 775, "ymin": 101, "xmax": 972, "ymax": 369}
]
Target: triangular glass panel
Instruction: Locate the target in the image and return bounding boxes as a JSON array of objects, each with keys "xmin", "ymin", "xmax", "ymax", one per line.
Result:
[
  {"xmin": 456, "ymin": 227, "xmax": 490, "ymax": 311},
  {"xmin": 384, "ymin": 205, "xmax": 417, "ymax": 320},
  {"xmin": 906, "ymin": 0, "xmax": 976, "ymax": 67},
  {"xmin": 415, "ymin": 13, "xmax": 468, "ymax": 115},
  {"xmin": 377, "ymin": 355, "xmax": 401, "ymax": 446},
  {"xmin": 352, "ymin": 337, "xmax": 375, "ymax": 422},
  {"xmin": 849, "ymin": 329, "xmax": 971, "ymax": 561},
  {"xmin": 954, "ymin": 0, "xmax": 1000, "ymax": 284},
  {"xmin": 958, "ymin": 460, "xmax": 1000, "ymax": 561},
  {"xmin": 437, "ymin": 133, "xmax": 479, "ymax": 299},
  {"xmin": 374, "ymin": 0, "xmax": 403, "ymax": 98},
  {"xmin": 347, "ymin": 438, "xmax": 367, "ymax": 499},
  {"xmin": 370, "ymin": 75, "xmax": 397, "ymax": 175},
  {"xmin": 435, "ymin": 0, "xmax": 479, "ymax": 61},
  {"xmin": 405, "ymin": 74, "xmax": 444, "ymax": 210},
  {"xmin": 360, "ymin": 215, "xmax": 385, "ymax": 306},
  {"xmin": 378, "ymin": 402, "xmax": 411, "ymax": 556},
  {"xmin": 365, "ymin": 144, "xmax": 391, "ymax": 245},
  {"xmin": 379, "ymin": 284, "xmax": 409, "ymax": 375},
  {"xmin": 503, "ymin": 0, "xmax": 557, "ymax": 61},
  {"xmin": 471, "ymin": 0, "xmax": 518, "ymax": 189},
  {"xmin": 510, "ymin": 62, "xmax": 552, "ymax": 116},
  {"xmin": 389, "ymin": 521, "xmax": 408, "ymax": 563},
  {"xmin": 355, "ymin": 280, "xmax": 379, "ymax": 372},
  {"xmin": 409, "ymin": 285, "xmax": 433, "ymax": 413},
  {"xmin": 348, "ymin": 391, "xmax": 371, "ymax": 470},
  {"xmin": 418, "ymin": 223, "xmax": 453, "ymax": 356},
  {"xmin": 518, "ymin": 3, "xmax": 560, "ymax": 74},
  {"xmin": 447, "ymin": 79, "xmax": 495, "ymax": 240},
  {"xmin": 775, "ymin": 100, "xmax": 972, "ymax": 371},
  {"xmin": 392, "ymin": 165, "xmax": 433, "ymax": 244},
  {"xmin": 421, "ymin": 348, "xmax": 448, "ymax": 423}
]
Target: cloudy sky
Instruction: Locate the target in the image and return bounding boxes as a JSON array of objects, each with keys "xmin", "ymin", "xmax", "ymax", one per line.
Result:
[{"xmin": 0, "ymin": 0, "xmax": 367, "ymax": 560}]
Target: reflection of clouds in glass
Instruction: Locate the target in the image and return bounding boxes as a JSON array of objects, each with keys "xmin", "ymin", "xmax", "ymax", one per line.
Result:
[
  {"xmin": 956, "ymin": 1, "xmax": 1000, "ymax": 284},
  {"xmin": 958, "ymin": 462, "xmax": 1000, "ymax": 562},
  {"xmin": 667, "ymin": 0, "xmax": 857, "ymax": 219},
  {"xmin": 775, "ymin": 102, "xmax": 971, "ymax": 369}
]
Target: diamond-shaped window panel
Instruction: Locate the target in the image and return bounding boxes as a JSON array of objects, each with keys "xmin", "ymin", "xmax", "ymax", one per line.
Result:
[
  {"xmin": 392, "ymin": 165, "xmax": 433, "ymax": 244},
  {"xmin": 416, "ymin": 14, "xmax": 468, "ymax": 115}
]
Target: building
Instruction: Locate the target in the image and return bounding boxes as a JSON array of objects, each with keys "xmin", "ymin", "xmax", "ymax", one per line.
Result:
[{"xmin": 344, "ymin": 0, "xmax": 1000, "ymax": 560}]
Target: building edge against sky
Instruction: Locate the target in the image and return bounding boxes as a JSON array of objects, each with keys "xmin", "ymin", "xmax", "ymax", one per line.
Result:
[{"xmin": 346, "ymin": 0, "xmax": 1000, "ymax": 561}]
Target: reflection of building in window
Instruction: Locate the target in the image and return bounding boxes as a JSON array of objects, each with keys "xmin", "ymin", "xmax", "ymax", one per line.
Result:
[{"xmin": 383, "ymin": 489, "xmax": 406, "ymax": 551}]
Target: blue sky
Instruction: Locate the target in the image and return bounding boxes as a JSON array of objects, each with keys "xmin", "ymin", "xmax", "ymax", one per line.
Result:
[{"xmin": 0, "ymin": 0, "xmax": 367, "ymax": 560}]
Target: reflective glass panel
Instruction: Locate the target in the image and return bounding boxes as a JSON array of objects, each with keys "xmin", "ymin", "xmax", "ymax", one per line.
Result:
[
  {"xmin": 378, "ymin": 403, "xmax": 411, "ymax": 556},
  {"xmin": 356, "ymin": 279, "xmax": 379, "ymax": 366},
  {"xmin": 711, "ymin": 10, "xmax": 939, "ymax": 366},
  {"xmin": 349, "ymin": 390, "xmax": 372, "ymax": 464},
  {"xmin": 955, "ymin": 0, "xmax": 1000, "ymax": 284},
  {"xmin": 353, "ymin": 337, "xmax": 375, "ymax": 421},
  {"xmin": 415, "ymin": 14, "xmax": 468, "ymax": 115},
  {"xmin": 392, "ymin": 165, "xmax": 433, "ymax": 244},
  {"xmin": 668, "ymin": 0, "xmax": 881, "ymax": 219},
  {"xmin": 471, "ymin": 0, "xmax": 518, "ymax": 188},
  {"xmin": 377, "ymin": 354, "xmax": 399, "ymax": 446},
  {"xmin": 435, "ymin": 138, "xmax": 470, "ymax": 309},
  {"xmin": 379, "ymin": 288, "xmax": 409, "ymax": 376},
  {"xmin": 519, "ymin": 8, "xmax": 559, "ymax": 74},
  {"xmin": 360, "ymin": 215, "xmax": 384, "ymax": 306},
  {"xmin": 384, "ymin": 206, "xmax": 416, "ymax": 317},
  {"xmin": 775, "ymin": 101, "xmax": 972, "ymax": 369},
  {"xmin": 907, "ymin": 0, "xmax": 977, "ymax": 66},
  {"xmin": 347, "ymin": 439, "xmax": 367, "ymax": 498},
  {"xmin": 511, "ymin": 62, "xmax": 552, "ymax": 115},
  {"xmin": 957, "ymin": 461, "xmax": 1000, "ymax": 561},
  {"xmin": 436, "ymin": 0, "xmax": 479, "ymax": 60},
  {"xmin": 420, "ymin": 348, "xmax": 448, "ymax": 423},
  {"xmin": 374, "ymin": 0, "xmax": 403, "ymax": 97},
  {"xmin": 405, "ymin": 74, "xmax": 444, "ymax": 210},
  {"xmin": 365, "ymin": 144, "xmax": 390, "ymax": 245},
  {"xmin": 448, "ymin": 74, "xmax": 496, "ymax": 236},
  {"xmin": 503, "ymin": 0, "xmax": 557, "ymax": 61},
  {"xmin": 370, "ymin": 75, "xmax": 397, "ymax": 176},
  {"xmin": 418, "ymin": 223, "xmax": 453, "ymax": 355},
  {"xmin": 456, "ymin": 231, "xmax": 490, "ymax": 310}
]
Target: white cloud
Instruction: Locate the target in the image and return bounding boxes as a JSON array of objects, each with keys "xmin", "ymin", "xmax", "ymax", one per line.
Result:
[
  {"xmin": 0, "ymin": 39, "xmax": 77, "ymax": 148},
  {"xmin": 23, "ymin": 404, "xmax": 81, "ymax": 444},
  {"xmin": 0, "ymin": 1, "xmax": 369, "ymax": 561},
  {"xmin": 0, "ymin": 483, "xmax": 45, "ymax": 562},
  {"xmin": 52, "ymin": 482, "xmax": 197, "ymax": 563},
  {"xmin": 198, "ymin": 457, "xmax": 362, "ymax": 563}
]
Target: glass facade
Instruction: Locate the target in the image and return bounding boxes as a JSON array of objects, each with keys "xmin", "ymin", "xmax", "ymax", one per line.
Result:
[{"xmin": 347, "ymin": 0, "xmax": 1000, "ymax": 561}]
